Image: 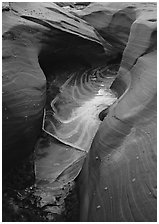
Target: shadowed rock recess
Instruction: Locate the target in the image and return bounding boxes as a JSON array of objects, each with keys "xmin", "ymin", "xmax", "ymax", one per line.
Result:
[{"xmin": 2, "ymin": 2, "xmax": 156, "ymax": 222}]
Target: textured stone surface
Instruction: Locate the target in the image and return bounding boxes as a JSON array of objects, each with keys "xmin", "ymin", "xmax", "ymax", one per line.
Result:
[
  {"xmin": 2, "ymin": 2, "xmax": 108, "ymax": 171},
  {"xmin": 75, "ymin": 2, "xmax": 156, "ymax": 53},
  {"xmin": 79, "ymin": 2, "xmax": 157, "ymax": 222},
  {"xmin": 2, "ymin": 2, "xmax": 157, "ymax": 222},
  {"xmin": 3, "ymin": 2, "xmax": 114, "ymax": 221},
  {"xmin": 2, "ymin": 8, "xmax": 46, "ymax": 171},
  {"xmin": 9, "ymin": 2, "xmax": 103, "ymax": 45}
]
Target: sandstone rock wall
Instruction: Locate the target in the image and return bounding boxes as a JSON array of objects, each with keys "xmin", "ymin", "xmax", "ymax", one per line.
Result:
[
  {"xmin": 79, "ymin": 2, "xmax": 157, "ymax": 221},
  {"xmin": 76, "ymin": 2, "xmax": 156, "ymax": 54},
  {"xmin": 2, "ymin": 2, "xmax": 107, "ymax": 171}
]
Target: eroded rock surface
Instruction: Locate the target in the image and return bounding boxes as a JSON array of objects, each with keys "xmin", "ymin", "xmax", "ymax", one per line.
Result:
[
  {"xmin": 75, "ymin": 2, "xmax": 156, "ymax": 54},
  {"xmin": 3, "ymin": 2, "xmax": 116, "ymax": 221},
  {"xmin": 2, "ymin": 2, "xmax": 157, "ymax": 222},
  {"xmin": 2, "ymin": 2, "xmax": 110, "ymax": 171},
  {"xmin": 2, "ymin": 6, "xmax": 46, "ymax": 171},
  {"xmin": 79, "ymin": 2, "xmax": 157, "ymax": 222}
]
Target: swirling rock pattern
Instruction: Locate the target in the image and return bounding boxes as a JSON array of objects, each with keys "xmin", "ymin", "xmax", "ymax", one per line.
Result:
[
  {"xmin": 3, "ymin": 3, "xmax": 118, "ymax": 219},
  {"xmin": 79, "ymin": 3, "xmax": 157, "ymax": 222},
  {"xmin": 2, "ymin": 2, "xmax": 157, "ymax": 222},
  {"xmin": 43, "ymin": 66, "xmax": 118, "ymax": 152},
  {"xmin": 2, "ymin": 6, "xmax": 46, "ymax": 171},
  {"xmin": 2, "ymin": 2, "xmax": 109, "ymax": 171},
  {"xmin": 75, "ymin": 2, "xmax": 156, "ymax": 53}
]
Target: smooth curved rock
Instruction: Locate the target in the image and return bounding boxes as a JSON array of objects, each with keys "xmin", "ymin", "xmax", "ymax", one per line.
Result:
[
  {"xmin": 75, "ymin": 2, "xmax": 156, "ymax": 54},
  {"xmin": 79, "ymin": 3, "xmax": 157, "ymax": 222},
  {"xmin": 2, "ymin": 9, "xmax": 46, "ymax": 171},
  {"xmin": 3, "ymin": 2, "xmax": 108, "ymax": 171},
  {"xmin": 9, "ymin": 2, "xmax": 105, "ymax": 46},
  {"xmin": 3, "ymin": 4, "xmax": 118, "ymax": 220},
  {"xmin": 3, "ymin": 2, "xmax": 157, "ymax": 222}
]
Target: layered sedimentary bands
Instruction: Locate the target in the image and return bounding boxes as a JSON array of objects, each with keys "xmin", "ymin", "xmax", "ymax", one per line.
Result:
[
  {"xmin": 3, "ymin": 2, "xmax": 157, "ymax": 222},
  {"xmin": 2, "ymin": 2, "xmax": 107, "ymax": 170},
  {"xmin": 77, "ymin": 2, "xmax": 157, "ymax": 222}
]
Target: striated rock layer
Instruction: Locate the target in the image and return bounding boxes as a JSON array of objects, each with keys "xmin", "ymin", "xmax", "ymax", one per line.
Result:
[
  {"xmin": 2, "ymin": 2, "xmax": 109, "ymax": 172},
  {"xmin": 3, "ymin": 2, "xmax": 119, "ymax": 219},
  {"xmin": 2, "ymin": 5, "xmax": 46, "ymax": 171},
  {"xmin": 75, "ymin": 2, "xmax": 156, "ymax": 54},
  {"xmin": 2, "ymin": 2, "xmax": 157, "ymax": 222},
  {"xmin": 79, "ymin": 2, "xmax": 157, "ymax": 222}
]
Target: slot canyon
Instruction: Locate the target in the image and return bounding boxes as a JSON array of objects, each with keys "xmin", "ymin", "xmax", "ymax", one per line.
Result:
[{"xmin": 2, "ymin": 2, "xmax": 157, "ymax": 222}]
